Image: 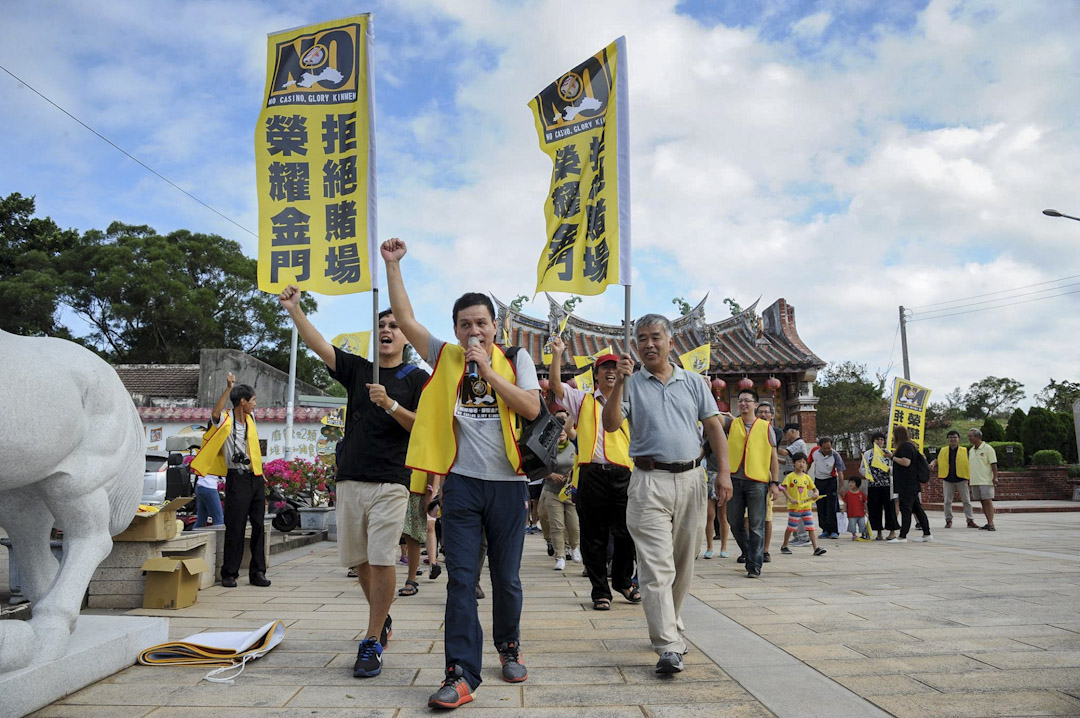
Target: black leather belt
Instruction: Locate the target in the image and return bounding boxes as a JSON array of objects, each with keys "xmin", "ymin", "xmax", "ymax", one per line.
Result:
[{"xmin": 633, "ymin": 457, "xmax": 697, "ymax": 473}]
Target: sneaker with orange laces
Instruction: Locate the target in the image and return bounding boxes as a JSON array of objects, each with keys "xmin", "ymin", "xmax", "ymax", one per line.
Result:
[
  {"xmin": 497, "ymin": 641, "xmax": 528, "ymax": 682},
  {"xmin": 428, "ymin": 665, "xmax": 473, "ymax": 709}
]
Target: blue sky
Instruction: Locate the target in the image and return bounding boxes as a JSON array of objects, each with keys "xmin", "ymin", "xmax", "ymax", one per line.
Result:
[{"xmin": 3, "ymin": 0, "xmax": 1080, "ymax": 406}]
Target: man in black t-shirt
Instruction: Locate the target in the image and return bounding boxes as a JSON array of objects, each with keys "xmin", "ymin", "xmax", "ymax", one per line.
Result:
[{"xmin": 280, "ymin": 286, "xmax": 428, "ymax": 680}]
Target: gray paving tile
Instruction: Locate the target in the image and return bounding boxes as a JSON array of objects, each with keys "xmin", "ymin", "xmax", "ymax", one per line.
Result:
[{"xmin": 873, "ymin": 689, "xmax": 1080, "ymax": 717}]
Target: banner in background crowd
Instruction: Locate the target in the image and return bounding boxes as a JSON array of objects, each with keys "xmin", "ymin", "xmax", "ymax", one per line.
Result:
[
  {"xmin": 576, "ymin": 367, "xmax": 595, "ymax": 395},
  {"xmin": 888, "ymin": 378, "xmax": 932, "ymax": 451},
  {"xmin": 256, "ymin": 15, "xmax": 377, "ymax": 296},
  {"xmin": 542, "ymin": 313, "xmax": 573, "ymax": 365},
  {"xmin": 574, "ymin": 346, "xmax": 613, "ymax": 368},
  {"xmin": 530, "ymin": 37, "xmax": 630, "ymax": 296},
  {"xmin": 679, "ymin": 344, "xmax": 710, "ymax": 375},
  {"xmin": 331, "ymin": 331, "xmax": 370, "ymax": 358}
]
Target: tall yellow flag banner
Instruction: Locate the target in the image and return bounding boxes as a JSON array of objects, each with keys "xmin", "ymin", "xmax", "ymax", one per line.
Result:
[
  {"xmin": 256, "ymin": 15, "xmax": 377, "ymax": 296},
  {"xmin": 888, "ymin": 378, "xmax": 932, "ymax": 451},
  {"xmin": 679, "ymin": 344, "xmax": 710, "ymax": 375},
  {"xmin": 530, "ymin": 37, "xmax": 630, "ymax": 296}
]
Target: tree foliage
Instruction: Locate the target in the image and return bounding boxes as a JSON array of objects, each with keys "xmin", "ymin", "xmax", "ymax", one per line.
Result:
[
  {"xmin": 963, "ymin": 376, "xmax": 1025, "ymax": 420},
  {"xmin": 0, "ymin": 193, "xmax": 80, "ymax": 338},
  {"xmin": 1056, "ymin": 412, "xmax": 1078, "ymax": 463},
  {"xmin": 814, "ymin": 361, "xmax": 888, "ymax": 453},
  {"xmin": 1021, "ymin": 407, "xmax": 1066, "ymax": 458},
  {"xmin": 0, "ymin": 193, "xmax": 334, "ymax": 390},
  {"xmin": 980, "ymin": 416, "xmax": 1005, "ymax": 442},
  {"xmin": 1005, "ymin": 407, "xmax": 1026, "ymax": 443},
  {"xmin": 1035, "ymin": 378, "xmax": 1080, "ymax": 414}
]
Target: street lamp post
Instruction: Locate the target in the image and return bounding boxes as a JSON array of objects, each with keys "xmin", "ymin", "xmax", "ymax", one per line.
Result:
[{"xmin": 1043, "ymin": 209, "xmax": 1080, "ymax": 222}]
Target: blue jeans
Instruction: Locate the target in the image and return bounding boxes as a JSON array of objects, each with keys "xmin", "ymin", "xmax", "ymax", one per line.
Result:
[
  {"xmin": 726, "ymin": 477, "xmax": 768, "ymax": 572},
  {"xmin": 441, "ymin": 473, "xmax": 528, "ymax": 690},
  {"xmin": 195, "ymin": 483, "xmax": 224, "ymax": 527}
]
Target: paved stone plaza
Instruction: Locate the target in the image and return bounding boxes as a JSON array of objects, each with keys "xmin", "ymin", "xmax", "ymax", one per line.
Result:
[{"xmin": 26, "ymin": 510, "xmax": 1080, "ymax": 717}]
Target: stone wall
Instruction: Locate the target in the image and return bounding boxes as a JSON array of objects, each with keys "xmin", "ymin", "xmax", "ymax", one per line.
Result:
[
  {"xmin": 836, "ymin": 457, "xmax": 1072, "ymax": 501},
  {"xmin": 197, "ymin": 348, "xmax": 326, "ymax": 407}
]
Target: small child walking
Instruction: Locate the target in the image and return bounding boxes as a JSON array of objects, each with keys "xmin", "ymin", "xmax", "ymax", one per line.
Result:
[
  {"xmin": 780, "ymin": 453, "xmax": 826, "ymax": 556},
  {"xmin": 840, "ymin": 478, "xmax": 870, "ymax": 541}
]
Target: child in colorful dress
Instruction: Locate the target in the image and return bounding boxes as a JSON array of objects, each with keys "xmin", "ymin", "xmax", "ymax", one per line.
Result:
[{"xmin": 780, "ymin": 453, "xmax": 826, "ymax": 556}]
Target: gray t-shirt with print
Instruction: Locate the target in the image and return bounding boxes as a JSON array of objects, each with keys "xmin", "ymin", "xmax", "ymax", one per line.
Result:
[
  {"xmin": 427, "ymin": 336, "xmax": 541, "ymax": 482},
  {"xmin": 214, "ymin": 411, "xmax": 252, "ymax": 472}
]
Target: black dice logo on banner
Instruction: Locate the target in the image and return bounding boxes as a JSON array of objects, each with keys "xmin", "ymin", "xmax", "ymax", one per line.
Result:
[{"xmin": 265, "ymin": 115, "xmax": 309, "ymax": 156}]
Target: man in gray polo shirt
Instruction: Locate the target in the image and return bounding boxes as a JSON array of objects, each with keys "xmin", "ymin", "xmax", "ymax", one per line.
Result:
[{"xmin": 603, "ymin": 313, "xmax": 732, "ymax": 675}]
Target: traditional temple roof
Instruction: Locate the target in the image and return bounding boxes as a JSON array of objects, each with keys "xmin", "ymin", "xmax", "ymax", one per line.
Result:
[
  {"xmin": 137, "ymin": 406, "xmax": 336, "ymax": 424},
  {"xmin": 114, "ymin": 364, "xmax": 200, "ymax": 398},
  {"xmin": 494, "ymin": 294, "xmax": 825, "ymax": 376}
]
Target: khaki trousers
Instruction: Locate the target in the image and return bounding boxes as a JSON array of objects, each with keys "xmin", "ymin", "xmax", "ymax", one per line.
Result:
[
  {"xmin": 942, "ymin": 480, "xmax": 974, "ymax": 520},
  {"xmin": 626, "ymin": 466, "xmax": 705, "ymax": 655},
  {"xmin": 544, "ymin": 491, "xmax": 579, "ymax": 556}
]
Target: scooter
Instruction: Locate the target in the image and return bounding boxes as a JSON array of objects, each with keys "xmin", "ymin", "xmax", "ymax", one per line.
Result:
[{"xmin": 268, "ymin": 487, "xmax": 329, "ymax": 533}]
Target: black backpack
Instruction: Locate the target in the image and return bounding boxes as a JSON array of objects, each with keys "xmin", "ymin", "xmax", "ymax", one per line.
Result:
[
  {"xmin": 914, "ymin": 445, "xmax": 931, "ymax": 484},
  {"xmin": 505, "ymin": 347, "xmax": 561, "ymax": 480}
]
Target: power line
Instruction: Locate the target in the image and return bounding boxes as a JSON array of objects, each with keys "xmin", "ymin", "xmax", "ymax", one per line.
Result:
[
  {"xmin": 908, "ymin": 273, "xmax": 1080, "ymax": 310},
  {"xmin": 0, "ymin": 62, "xmax": 257, "ymax": 239},
  {"xmin": 911, "ymin": 280, "xmax": 1080, "ymax": 318},
  {"xmin": 907, "ymin": 287, "xmax": 1080, "ymax": 322}
]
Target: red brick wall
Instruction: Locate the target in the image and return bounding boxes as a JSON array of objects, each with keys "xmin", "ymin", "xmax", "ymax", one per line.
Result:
[
  {"xmin": 921, "ymin": 467, "xmax": 1070, "ymax": 502},
  {"xmin": 799, "ymin": 412, "xmax": 817, "ymax": 444}
]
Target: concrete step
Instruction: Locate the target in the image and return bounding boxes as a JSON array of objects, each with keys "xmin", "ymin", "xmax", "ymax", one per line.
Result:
[
  {"xmin": 922, "ymin": 499, "xmax": 1080, "ymax": 513},
  {"xmin": 267, "ymin": 529, "xmax": 326, "ymax": 554}
]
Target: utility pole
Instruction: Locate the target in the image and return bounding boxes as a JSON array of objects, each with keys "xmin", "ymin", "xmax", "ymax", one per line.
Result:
[{"xmin": 899, "ymin": 305, "xmax": 910, "ymax": 380}]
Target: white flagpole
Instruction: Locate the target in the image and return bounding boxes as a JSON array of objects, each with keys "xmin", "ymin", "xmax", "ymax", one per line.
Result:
[{"xmin": 284, "ymin": 324, "xmax": 298, "ymax": 461}]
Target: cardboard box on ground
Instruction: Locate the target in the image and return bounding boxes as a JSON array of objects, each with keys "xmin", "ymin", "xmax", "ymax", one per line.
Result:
[
  {"xmin": 113, "ymin": 497, "xmax": 193, "ymax": 541},
  {"xmin": 140, "ymin": 557, "xmax": 210, "ymax": 609}
]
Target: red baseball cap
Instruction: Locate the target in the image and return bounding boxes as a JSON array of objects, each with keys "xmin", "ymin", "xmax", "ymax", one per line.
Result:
[{"xmin": 593, "ymin": 354, "xmax": 619, "ymax": 368}]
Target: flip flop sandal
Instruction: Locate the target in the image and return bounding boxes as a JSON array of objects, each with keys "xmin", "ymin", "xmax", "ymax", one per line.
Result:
[
  {"xmin": 397, "ymin": 580, "xmax": 419, "ymax": 596},
  {"xmin": 593, "ymin": 598, "xmax": 611, "ymax": 611},
  {"xmin": 617, "ymin": 586, "xmax": 642, "ymax": 603}
]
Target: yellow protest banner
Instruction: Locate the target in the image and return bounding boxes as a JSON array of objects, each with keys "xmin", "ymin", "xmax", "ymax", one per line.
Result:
[
  {"xmin": 542, "ymin": 313, "xmax": 573, "ymax": 365},
  {"xmin": 888, "ymin": 378, "xmax": 932, "ymax": 451},
  {"xmin": 530, "ymin": 37, "xmax": 630, "ymax": 296},
  {"xmin": 576, "ymin": 367, "xmax": 595, "ymax": 395},
  {"xmin": 256, "ymin": 15, "xmax": 377, "ymax": 296},
  {"xmin": 331, "ymin": 331, "xmax": 370, "ymax": 358},
  {"xmin": 574, "ymin": 345, "xmax": 613, "ymax": 368},
  {"xmin": 679, "ymin": 344, "xmax": 710, "ymax": 375}
]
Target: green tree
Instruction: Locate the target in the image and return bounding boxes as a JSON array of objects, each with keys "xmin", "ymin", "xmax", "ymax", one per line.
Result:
[
  {"xmin": 56, "ymin": 222, "xmax": 332, "ymax": 389},
  {"xmin": 943, "ymin": 387, "xmax": 966, "ymax": 419},
  {"xmin": 814, "ymin": 362, "xmax": 888, "ymax": 453},
  {"xmin": 963, "ymin": 376, "xmax": 1025, "ymax": 420},
  {"xmin": 980, "ymin": 417, "xmax": 1005, "ymax": 442},
  {"xmin": 1021, "ymin": 407, "xmax": 1066, "ymax": 459},
  {"xmin": 1056, "ymin": 412, "xmax": 1078, "ymax": 463},
  {"xmin": 671, "ymin": 297, "xmax": 691, "ymax": 315},
  {"xmin": 1035, "ymin": 379, "xmax": 1080, "ymax": 414},
  {"xmin": 1004, "ymin": 407, "xmax": 1026, "ymax": 443},
  {"xmin": 0, "ymin": 193, "xmax": 80, "ymax": 337}
]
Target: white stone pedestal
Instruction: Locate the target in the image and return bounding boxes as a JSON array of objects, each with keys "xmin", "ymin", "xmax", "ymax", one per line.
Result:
[{"xmin": 0, "ymin": 615, "xmax": 168, "ymax": 718}]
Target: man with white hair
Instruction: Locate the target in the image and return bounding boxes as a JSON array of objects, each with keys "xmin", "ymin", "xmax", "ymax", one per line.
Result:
[
  {"xmin": 603, "ymin": 313, "xmax": 732, "ymax": 674},
  {"xmin": 967, "ymin": 428, "xmax": 999, "ymax": 531}
]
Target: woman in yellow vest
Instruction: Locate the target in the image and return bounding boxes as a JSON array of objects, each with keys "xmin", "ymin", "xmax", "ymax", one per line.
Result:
[
  {"xmin": 928, "ymin": 430, "xmax": 976, "ymax": 528},
  {"xmin": 190, "ymin": 372, "xmax": 269, "ymax": 589},
  {"xmin": 381, "ymin": 238, "xmax": 542, "ymax": 709}
]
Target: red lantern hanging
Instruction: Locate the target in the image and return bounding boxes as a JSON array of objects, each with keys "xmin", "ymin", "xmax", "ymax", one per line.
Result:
[
  {"xmin": 738, "ymin": 376, "xmax": 754, "ymax": 391},
  {"xmin": 710, "ymin": 378, "xmax": 726, "ymax": 394},
  {"xmin": 716, "ymin": 399, "xmax": 730, "ymax": 413},
  {"xmin": 765, "ymin": 376, "xmax": 781, "ymax": 394}
]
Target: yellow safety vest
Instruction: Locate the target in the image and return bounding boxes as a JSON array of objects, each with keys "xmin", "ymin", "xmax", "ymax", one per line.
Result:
[
  {"xmin": 937, "ymin": 445, "xmax": 970, "ymax": 480},
  {"xmin": 728, "ymin": 417, "xmax": 772, "ymax": 483},
  {"xmin": 575, "ymin": 393, "xmax": 632, "ymax": 469},
  {"xmin": 190, "ymin": 410, "xmax": 263, "ymax": 477},
  {"xmin": 406, "ymin": 342, "xmax": 524, "ymax": 476}
]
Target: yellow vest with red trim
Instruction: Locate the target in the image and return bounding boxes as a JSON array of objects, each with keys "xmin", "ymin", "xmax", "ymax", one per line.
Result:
[
  {"xmin": 575, "ymin": 393, "xmax": 632, "ymax": 469},
  {"xmin": 190, "ymin": 410, "xmax": 263, "ymax": 477},
  {"xmin": 937, "ymin": 445, "xmax": 970, "ymax": 480},
  {"xmin": 406, "ymin": 343, "xmax": 524, "ymax": 476},
  {"xmin": 727, "ymin": 417, "xmax": 772, "ymax": 483}
]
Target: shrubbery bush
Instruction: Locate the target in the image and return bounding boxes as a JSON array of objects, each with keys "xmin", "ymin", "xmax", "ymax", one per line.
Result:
[
  {"xmin": 981, "ymin": 417, "xmax": 1006, "ymax": 442},
  {"xmin": 1032, "ymin": 449, "xmax": 1064, "ymax": 466},
  {"xmin": 988, "ymin": 441, "xmax": 1024, "ymax": 469}
]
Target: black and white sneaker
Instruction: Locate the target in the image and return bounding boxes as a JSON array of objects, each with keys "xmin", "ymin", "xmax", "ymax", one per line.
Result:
[
  {"xmin": 353, "ymin": 637, "xmax": 383, "ymax": 677},
  {"xmin": 655, "ymin": 651, "xmax": 684, "ymax": 673}
]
